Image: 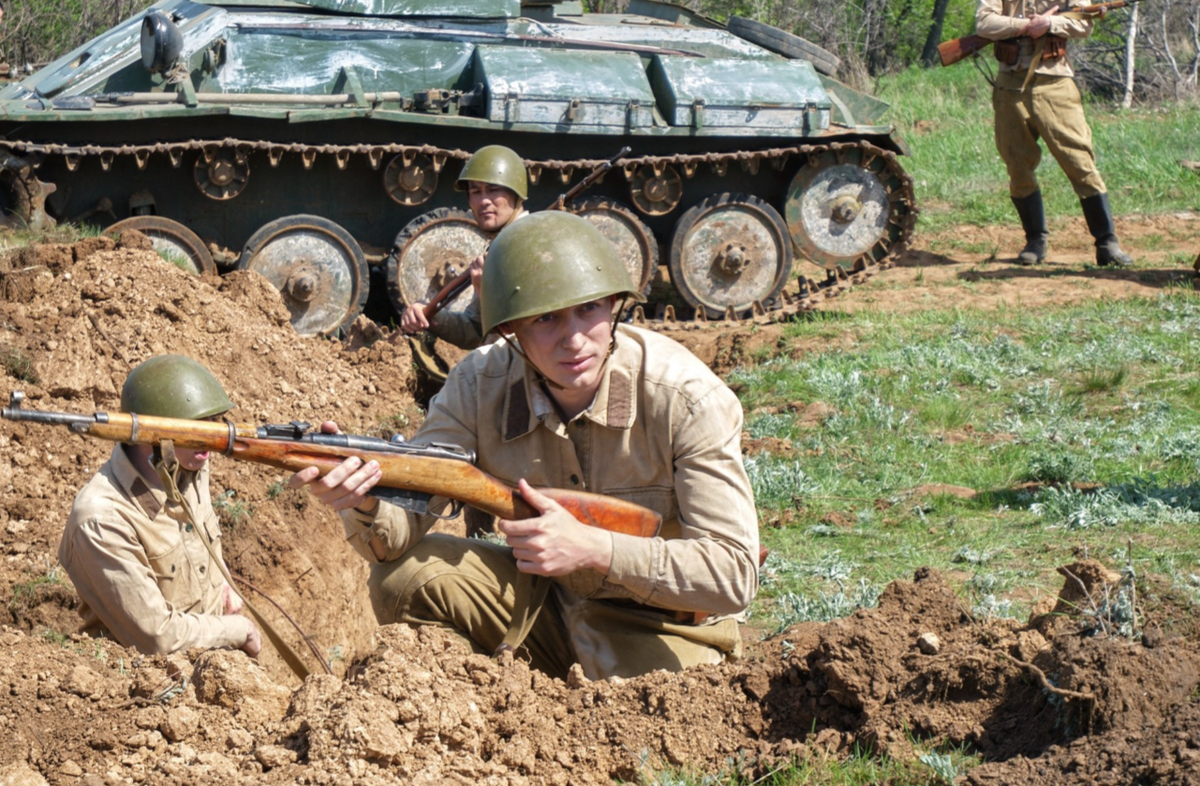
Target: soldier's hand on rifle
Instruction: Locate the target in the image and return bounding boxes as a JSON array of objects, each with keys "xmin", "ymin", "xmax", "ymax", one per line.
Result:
[
  {"xmin": 469, "ymin": 253, "xmax": 486, "ymax": 297},
  {"xmin": 287, "ymin": 421, "xmax": 382, "ymax": 513},
  {"xmin": 1021, "ymin": 5, "xmax": 1059, "ymax": 38},
  {"xmin": 241, "ymin": 621, "xmax": 262, "ymax": 658},
  {"xmin": 400, "ymin": 302, "xmax": 431, "ymax": 334},
  {"xmin": 497, "ymin": 479, "xmax": 614, "ymax": 577}
]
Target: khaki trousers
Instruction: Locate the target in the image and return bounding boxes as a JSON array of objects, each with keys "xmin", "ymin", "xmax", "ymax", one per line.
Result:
[
  {"xmin": 993, "ymin": 70, "xmax": 1106, "ymax": 199},
  {"xmin": 367, "ymin": 533, "xmax": 741, "ymax": 680}
]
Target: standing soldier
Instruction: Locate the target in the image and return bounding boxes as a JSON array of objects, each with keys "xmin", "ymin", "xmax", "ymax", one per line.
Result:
[
  {"xmin": 291, "ymin": 212, "xmax": 759, "ymax": 680},
  {"xmin": 399, "ymin": 144, "xmax": 528, "ymax": 349},
  {"xmin": 58, "ymin": 355, "xmax": 261, "ymax": 657},
  {"xmin": 977, "ymin": 0, "xmax": 1133, "ymax": 267}
]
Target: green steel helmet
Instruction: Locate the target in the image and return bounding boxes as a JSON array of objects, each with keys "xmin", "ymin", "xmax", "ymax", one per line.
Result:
[
  {"xmin": 480, "ymin": 211, "xmax": 643, "ymax": 335},
  {"xmin": 455, "ymin": 145, "xmax": 528, "ymax": 201},
  {"xmin": 120, "ymin": 354, "xmax": 234, "ymax": 420}
]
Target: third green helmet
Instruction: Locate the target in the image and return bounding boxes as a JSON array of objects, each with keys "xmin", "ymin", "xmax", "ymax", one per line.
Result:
[
  {"xmin": 455, "ymin": 145, "xmax": 528, "ymax": 201},
  {"xmin": 480, "ymin": 211, "xmax": 644, "ymax": 335},
  {"xmin": 121, "ymin": 354, "xmax": 234, "ymax": 420}
]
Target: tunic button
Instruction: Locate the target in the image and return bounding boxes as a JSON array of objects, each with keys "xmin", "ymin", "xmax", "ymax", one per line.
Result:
[{"xmin": 570, "ymin": 474, "xmax": 580, "ymax": 485}]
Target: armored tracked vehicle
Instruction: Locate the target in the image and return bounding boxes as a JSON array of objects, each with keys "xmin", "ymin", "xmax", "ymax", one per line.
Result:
[{"xmin": 0, "ymin": 0, "xmax": 916, "ymax": 336}]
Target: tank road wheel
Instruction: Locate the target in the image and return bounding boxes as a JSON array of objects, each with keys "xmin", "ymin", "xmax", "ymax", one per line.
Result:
[
  {"xmin": 785, "ymin": 144, "xmax": 917, "ymax": 273},
  {"xmin": 668, "ymin": 193, "xmax": 793, "ymax": 320},
  {"xmin": 570, "ymin": 197, "xmax": 656, "ymax": 295},
  {"xmin": 386, "ymin": 207, "xmax": 489, "ymax": 318},
  {"xmin": 103, "ymin": 216, "xmax": 216, "ymax": 276},
  {"xmin": 236, "ymin": 215, "xmax": 368, "ymax": 338}
]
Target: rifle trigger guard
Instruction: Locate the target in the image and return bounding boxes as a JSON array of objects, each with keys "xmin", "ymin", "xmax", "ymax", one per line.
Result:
[
  {"xmin": 223, "ymin": 418, "xmax": 235, "ymax": 456},
  {"xmin": 432, "ymin": 499, "xmax": 464, "ymax": 521}
]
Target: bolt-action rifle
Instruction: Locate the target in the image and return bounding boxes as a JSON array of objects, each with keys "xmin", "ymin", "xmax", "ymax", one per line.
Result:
[
  {"xmin": 420, "ymin": 145, "xmax": 633, "ymax": 322},
  {"xmin": 938, "ymin": 0, "xmax": 1134, "ymax": 67},
  {"xmin": 0, "ymin": 392, "xmax": 660, "ymax": 536}
]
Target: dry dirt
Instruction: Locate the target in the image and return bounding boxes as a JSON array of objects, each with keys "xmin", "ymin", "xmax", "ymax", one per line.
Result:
[{"xmin": 0, "ymin": 218, "xmax": 1198, "ymax": 785}]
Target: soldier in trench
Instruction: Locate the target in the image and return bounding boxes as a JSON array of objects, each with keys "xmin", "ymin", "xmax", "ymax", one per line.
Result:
[
  {"xmin": 58, "ymin": 355, "xmax": 262, "ymax": 657},
  {"xmin": 398, "ymin": 144, "xmax": 529, "ymax": 349},
  {"xmin": 290, "ymin": 211, "xmax": 760, "ymax": 680}
]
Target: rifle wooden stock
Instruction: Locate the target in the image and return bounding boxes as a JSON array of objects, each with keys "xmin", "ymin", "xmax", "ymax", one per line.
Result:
[
  {"xmin": 938, "ymin": 1, "xmax": 1133, "ymax": 67},
  {"xmin": 938, "ymin": 34, "xmax": 990, "ymax": 67},
  {"xmin": 422, "ymin": 270, "xmax": 472, "ymax": 322},
  {"xmin": 1, "ymin": 397, "xmax": 661, "ymax": 537}
]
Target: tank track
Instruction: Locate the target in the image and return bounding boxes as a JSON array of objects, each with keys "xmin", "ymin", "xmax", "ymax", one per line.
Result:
[{"xmin": 0, "ymin": 137, "xmax": 917, "ymax": 330}]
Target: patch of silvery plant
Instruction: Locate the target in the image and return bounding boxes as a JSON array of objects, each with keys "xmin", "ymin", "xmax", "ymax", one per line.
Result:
[
  {"xmin": 965, "ymin": 573, "xmax": 1015, "ymax": 620},
  {"xmin": 953, "ymin": 546, "xmax": 997, "ymax": 566},
  {"xmin": 771, "ymin": 578, "xmax": 882, "ymax": 632},
  {"xmin": 745, "ymin": 411, "xmax": 795, "ymax": 440},
  {"xmin": 1030, "ymin": 481, "xmax": 1200, "ymax": 530},
  {"xmin": 743, "ymin": 457, "xmax": 821, "ymax": 507}
]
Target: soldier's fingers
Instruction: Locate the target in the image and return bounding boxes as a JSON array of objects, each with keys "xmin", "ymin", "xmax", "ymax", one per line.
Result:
[
  {"xmin": 287, "ymin": 465, "xmax": 322, "ymax": 489},
  {"xmin": 515, "ymin": 479, "xmax": 560, "ymax": 515}
]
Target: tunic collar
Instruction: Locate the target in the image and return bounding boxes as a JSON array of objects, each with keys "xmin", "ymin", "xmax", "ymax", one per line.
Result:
[{"xmin": 502, "ymin": 331, "xmax": 638, "ymax": 441}]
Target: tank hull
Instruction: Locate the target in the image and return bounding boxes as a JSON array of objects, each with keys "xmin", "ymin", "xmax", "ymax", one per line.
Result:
[{"xmin": 0, "ymin": 0, "xmax": 916, "ymax": 335}]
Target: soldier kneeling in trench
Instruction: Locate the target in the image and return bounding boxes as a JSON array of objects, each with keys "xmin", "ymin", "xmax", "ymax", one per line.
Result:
[
  {"xmin": 398, "ymin": 144, "xmax": 529, "ymax": 350},
  {"xmin": 290, "ymin": 211, "xmax": 759, "ymax": 680},
  {"xmin": 58, "ymin": 355, "xmax": 262, "ymax": 658}
]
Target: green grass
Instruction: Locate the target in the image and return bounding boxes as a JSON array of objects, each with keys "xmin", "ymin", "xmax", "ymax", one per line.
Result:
[
  {"xmin": 736, "ymin": 293, "xmax": 1200, "ymax": 637},
  {"xmin": 878, "ymin": 65, "xmax": 1200, "ymax": 233}
]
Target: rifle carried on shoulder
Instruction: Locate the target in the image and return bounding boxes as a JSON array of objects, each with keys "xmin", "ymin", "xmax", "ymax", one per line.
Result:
[
  {"xmin": 938, "ymin": 0, "xmax": 1133, "ymax": 67},
  {"xmin": 1, "ymin": 392, "xmax": 660, "ymax": 536},
  {"xmin": 421, "ymin": 145, "xmax": 632, "ymax": 322}
]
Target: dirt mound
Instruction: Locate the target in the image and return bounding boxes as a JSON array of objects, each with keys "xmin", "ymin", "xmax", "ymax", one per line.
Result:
[
  {"xmin": 2, "ymin": 238, "xmax": 1199, "ymax": 784},
  {"xmin": 0, "ymin": 239, "xmax": 430, "ymax": 686}
]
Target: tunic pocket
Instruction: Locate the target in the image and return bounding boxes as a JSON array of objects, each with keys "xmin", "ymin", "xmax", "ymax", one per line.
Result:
[{"xmin": 146, "ymin": 539, "xmax": 205, "ymax": 612}]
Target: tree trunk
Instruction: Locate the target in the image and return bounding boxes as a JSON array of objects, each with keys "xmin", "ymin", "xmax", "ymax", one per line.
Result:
[
  {"xmin": 921, "ymin": 0, "xmax": 954, "ymax": 67},
  {"xmin": 1121, "ymin": 2, "xmax": 1139, "ymax": 107}
]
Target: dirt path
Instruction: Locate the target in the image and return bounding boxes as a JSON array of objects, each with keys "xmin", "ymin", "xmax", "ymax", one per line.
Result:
[{"xmin": 1, "ymin": 222, "xmax": 1198, "ymax": 785}]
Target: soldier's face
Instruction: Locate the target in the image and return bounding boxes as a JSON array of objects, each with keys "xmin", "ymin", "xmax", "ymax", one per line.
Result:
[
  {"xmin": 467, "ymin": 183, "xmax": 519, "ymax": 232},
  {"xmin": 511, "ymin": 298, "xmax": 615, "ymax": 412},
  {"xmin": 175, "ymin": 448, "xmax": 211, "ymax": 472}
]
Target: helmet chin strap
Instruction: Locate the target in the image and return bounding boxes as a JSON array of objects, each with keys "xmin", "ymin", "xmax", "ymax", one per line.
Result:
[{"xmin": 498, "ymin": 295, "xmax": 629, "ymax": 394}]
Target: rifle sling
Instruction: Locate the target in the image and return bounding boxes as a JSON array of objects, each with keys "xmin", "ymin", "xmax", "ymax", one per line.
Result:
[{"xmin": 154, "ymin": 442, "xmax": 314, "ymax": 682}]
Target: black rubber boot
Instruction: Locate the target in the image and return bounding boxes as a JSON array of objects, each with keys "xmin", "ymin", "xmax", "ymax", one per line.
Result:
[
  {"xmin": 1080, "ymin": 192, "xmax": 1133, "ymax": 267},
  {"xmin": 1011, "ymin": 191, "xmax": 1048, "ymax": 266}
]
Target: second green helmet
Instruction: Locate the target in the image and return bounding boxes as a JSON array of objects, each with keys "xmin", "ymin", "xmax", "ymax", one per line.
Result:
[
  {"xmin": 480, "ymin": 211, "xmax": 644, "ymax": 335},
  {"xmin": 121, "ymin": 354, "xmax": 234, "ymax": 420},
  {"xmin": 455, "ymin": 145, "xmax": 528, "ymax": 201}
]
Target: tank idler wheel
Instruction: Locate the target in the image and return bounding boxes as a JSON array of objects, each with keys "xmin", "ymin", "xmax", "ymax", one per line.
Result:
[
  {"xmin": 237, "ymin": 215, "xmax": 368, "ymax": 338},
  {"xmin": 104, "ymin": 216, "xmax": 216, "ymax": 276},
  {"xmin": 785, "ymin": 146, "xmax": 913, "ymax": 273},
  {"xmin": 386, "ymin": 207, "xmax": 489, "ymax": 318},
  {"xmin": 570, "ymin": 196, "xmax": 657, "ymax": 295},
  {"xmin": 628, "ymin": 163, "xmax": 683, "ymax": 216},
  {"xmin": 383, "ymin": 152, "xmax": 439, "ymax": 207},
  {"xmin": 668, "ymin": 193, "xmax": 793, "ymax": 321},
  {"xmin": 194, "ymin": 149, "xmax": 250, "ymax": 201}
]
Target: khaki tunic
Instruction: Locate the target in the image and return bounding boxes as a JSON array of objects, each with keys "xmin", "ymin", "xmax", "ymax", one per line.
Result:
[
  {"xmin": 976, "ymin": 0, "xmax": 1107, "ymax": 198},
  {"xmin": 342, "ymin": 324, "xmax": 759, "ymax": 678},
  {"xmin": 426, "ymin": 293, "xmax": 484, "ymax": 350},
  {"xmin": 58, "ymin": 445, "xmax": 252, "ymax": 654}
]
